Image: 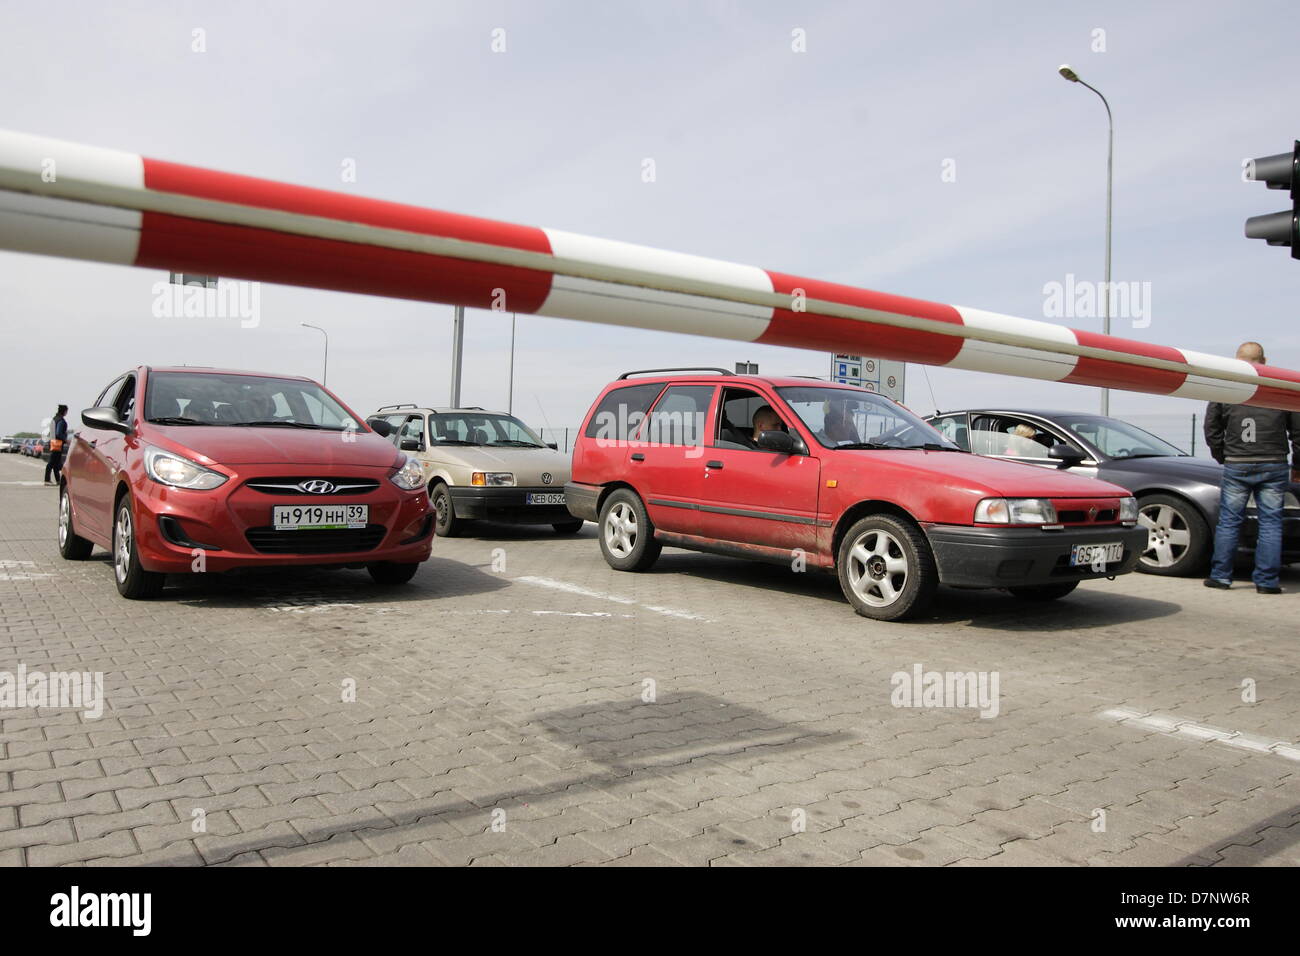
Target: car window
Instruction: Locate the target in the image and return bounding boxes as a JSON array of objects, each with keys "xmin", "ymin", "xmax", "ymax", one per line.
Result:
[
  {"xmin": 969, "ymin": 416, "xmax": 1055, "ymax": 459},
  {"xmin": 429, "ymin": 413, "xmax": 545, "ymax": 447},
  {"xmin": 95, "ymin": 375, "xmax": 125, "ymax": 409},
  {"xmin": 778, "ymin": 386, "xmax": 957, "ymax": 450},
  {"xmin": 643, "ymin": 385, "xmax": 713, "ymax": 447},
  {"xmin": 398, "ymin": 415, "xmax": 425, "ymax": 446},
  {"xmin": 144, "ymin": 371, "xmax": 361, "ymax": 429},
  {"xmin": 715, "ymin": 388, "xmax": 788, "ymax": 450},
  {"xmin": 583, "ymin": 383, "xmax": 665, "ymax": 441},
  {"xmin": 1057, "ymin": 416, "xmax": 1185, "ymax": 458},
  {"xmin": 929, "ymin": 414, "xmax": 970, "ymax": 451},
  {"xmin": 112, "ymin": 375, "xmax": 137, "ymax": 421}
]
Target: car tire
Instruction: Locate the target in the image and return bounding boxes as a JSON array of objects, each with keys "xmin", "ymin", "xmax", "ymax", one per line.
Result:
[
  {"xmin": 1136, "ymin": 493, "xmax": 1209, "ymax": 576},
  {"xmin": 552, "ymin": 519, "xmax": 585, "ymax": 534},
  {"xmin": 836, "ymin": 513, "xmax": 937, "ymax": 621},
  {"xmin": 368, "ymin": 562, "xmax": 420, "ymax": 585},
  {"xmin": 1007, "ymin": 581, "xmax": 1079, "ymax": 600},
  {"xmin": 57, "ymin": 484, "xmax": 94, "ymax": 560},
  {"xmin": 112, "ymin": 493, "xmax": 164, "ymax": 600},
  {"xmin": 431, "ymin": 482, "xmax": 464, "ymax": 538},
  {"xmin": 598, "ymin": 489, "xmax": 661, "ymax": 572}
]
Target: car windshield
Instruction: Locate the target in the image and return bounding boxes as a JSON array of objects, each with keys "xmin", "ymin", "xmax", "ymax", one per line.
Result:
[
  {"xmin": 429, "ymin": 413, "xmax": 545, "ymax": 447},
  {"xmin": 144, "ymin": 371, "xmax": 361, "ymax": 430},
  {"xmin": 776, "ymin": 386, "xmax": 961, "ymax": 451},
  {"xmin": 1057, "ymin": 415, "xmax": 1188, "ymax": 459}
]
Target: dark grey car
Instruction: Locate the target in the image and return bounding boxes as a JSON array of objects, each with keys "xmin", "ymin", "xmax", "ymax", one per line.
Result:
[{"xmin": 925, "ymin": 409, "xmax": 1300, "ymax": 576}]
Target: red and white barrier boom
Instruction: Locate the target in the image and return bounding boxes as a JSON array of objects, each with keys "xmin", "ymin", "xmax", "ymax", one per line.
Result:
[{"xmin": 2, "ymin": 128, "xmax": 1298, "ymax": 411}]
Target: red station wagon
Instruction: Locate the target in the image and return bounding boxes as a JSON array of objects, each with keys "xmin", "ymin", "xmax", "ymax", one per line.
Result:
[
  {"xmin": 565, "ymin": 369, "xmax": 1148, "ymax": 620},
  {"xmin": 58, "ymin": 367, "xmax": 434, "ymax": 598}
]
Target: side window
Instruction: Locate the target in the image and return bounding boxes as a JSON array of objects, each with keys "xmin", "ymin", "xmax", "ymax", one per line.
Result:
[
  {"xmin": 95, "ymin": 376, "xmax": 125, "ymax": 409},
  {"xmin": 643, "ymin": 385, "xmax": 713, "ymax": 447},
  {"xmin": 112, "ymin": 376, "xmax": 137, "ymax": 421},
  {"xmin": 583, "ymin": 383, "xmax": 665, "ymax": 441},
  {"xmin": 930, "ymin": 414, "xmax": 970, "ymax": 451},
  {"xmin": 398, "ymin": 415, "xmax": 425, "ymax": 447},
  {"xmin": 381, "ymin": 414, "xmax": 408, "ymax": 446},
  {"xmin": 971, "ymin": 416, "xmax": 1054, "ymax": 459},
  {"xmin": 715, "ymin": 388, "xmax": 787, "ymax": 450}
]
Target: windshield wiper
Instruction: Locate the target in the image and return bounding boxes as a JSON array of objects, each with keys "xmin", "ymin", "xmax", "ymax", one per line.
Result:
[
  {"xmin": 229, "ymin": 420, "xmax": 328, "ymax": 429},
  {"xmin": 434, "ymin": 439, "xmax": 482, "ymax": 446},
  {"xmin": 147, "ymin": 416, "xmax": 211, "ymax": 426},
  {"xmin": 1112, "ymin": 453, "xmax": 1170, "ymax": 460},
  {"xmin": 834, "ymin": 441, "xmax": 901, "ymax": 450},
  {"xmin": 490, "ymin": 440, "xmax": 544, "ymax": 447}
]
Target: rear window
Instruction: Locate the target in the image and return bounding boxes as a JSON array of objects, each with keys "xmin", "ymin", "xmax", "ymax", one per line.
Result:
[{"xmin": 583, "ymin": 382, "xmax": 665, "ymax": 441}]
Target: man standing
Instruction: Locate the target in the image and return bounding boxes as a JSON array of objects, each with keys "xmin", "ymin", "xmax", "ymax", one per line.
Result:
[
  {"xmin": 43, "ymin": 404, "xmax": 68, "ymax": 485},
  {"xmin": 1203, "ymin": 342, "xmax": 1300, "ymax": 593}
]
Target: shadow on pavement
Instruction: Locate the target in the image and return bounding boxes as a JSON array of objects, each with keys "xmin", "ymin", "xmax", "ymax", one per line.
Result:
[
  {"xmin": 131, "ymin": 691, "xmax": 851, "ymax": 866},
  {"xmin": 167, "ymin": 556, "xmax": 510, "ymax": 609}
]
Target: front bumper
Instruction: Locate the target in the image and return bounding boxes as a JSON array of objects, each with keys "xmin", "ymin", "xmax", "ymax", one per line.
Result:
[
  {"xmin": 449, "ymin": 485, "xmax": 572, "ymax": 524},
  {"xmin": 133, "ymin": 472, "xmax": 434, "ymax": 574},
  {"xmin": 925, "ymin": 523, "xmax": 1147, "ymax": 588}
]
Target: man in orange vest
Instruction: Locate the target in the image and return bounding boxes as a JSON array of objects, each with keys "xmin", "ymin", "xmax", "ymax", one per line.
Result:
[{"xmin": 44, "ymin": 404, "xmax": 68, "ymax": 485}]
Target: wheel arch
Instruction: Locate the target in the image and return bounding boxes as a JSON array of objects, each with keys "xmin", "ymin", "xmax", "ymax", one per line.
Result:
[{"xmin": 832, "ymin": 499, "xmax": 921, "ymax": 557}]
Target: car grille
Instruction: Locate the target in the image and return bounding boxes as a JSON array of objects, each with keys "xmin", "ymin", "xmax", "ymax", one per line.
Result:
[
  {"xmin": 244, "ymin": 478, "xmax": 381, "ymax": 496},
  {"xmin": 245, "ymin": 525, "xmax": 386, "ymax": 554},
  {"xmin": 1058, "ymin": 508, "xmax": 1117, "ymax": 523}
]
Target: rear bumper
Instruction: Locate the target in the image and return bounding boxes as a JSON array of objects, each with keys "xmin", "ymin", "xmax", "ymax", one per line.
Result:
[
  {"xmin": 565, "ymin": 481, "xmax": 601, "ymax": 522},
  {"xmin": 925, "ymin": 523, "xmax": 1147, "ymax": 588},
  {"xmin": 449, "ymin": 485, "xmax": 571, "ymax": 524}
]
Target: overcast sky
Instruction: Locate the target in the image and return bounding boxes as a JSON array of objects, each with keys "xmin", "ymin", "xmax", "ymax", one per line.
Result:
[{"xmin": 2, "ymin": 0, "xmax": 1298, "ymax": 438}]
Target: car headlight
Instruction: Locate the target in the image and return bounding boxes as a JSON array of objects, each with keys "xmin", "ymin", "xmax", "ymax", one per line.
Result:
[
  {"xmin": 143, "ymin": 446, "xmax": 228, "ymax": 490},
  {"xmin": 1119, "ymin": 496, "xmax": 1138, "ymax": 521},
  {"xmin": 389, "ymin": 455, "xmax": 424, "ymax": 491},
  {"xmin": 471, "ymin": 472, "xmax": 515, "ymax": 487},
  {"xmin": 974, "ymin": 497, "xmax": 1057, "ymax": 525}
]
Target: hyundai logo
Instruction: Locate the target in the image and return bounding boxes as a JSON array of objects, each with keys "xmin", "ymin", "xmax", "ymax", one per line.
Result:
[
  {"xmin": 299, "ymin": 480, "xmax": 336, "ymax": 494},
  {"xmin": 541, "ymin": 473, "xmax": 553, "ymax": 485}
]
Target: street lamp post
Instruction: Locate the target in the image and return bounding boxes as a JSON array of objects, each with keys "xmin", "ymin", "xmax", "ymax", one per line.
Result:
[
  {"xmin": 1058, "ymin": 64, "xmax": 1114, "ymax": 417},
  {"xmin": 301, "ymin": 322, "xmax": 328, "ymax": 385}
]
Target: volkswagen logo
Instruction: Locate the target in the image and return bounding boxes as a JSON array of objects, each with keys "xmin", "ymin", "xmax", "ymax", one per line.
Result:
[
  {"xmin": 299, "ymin": 480, "xmax": 336, "ymax": 495},
  {"xmin": 541, "ymin": 473, "xmax": 553, "ymax": 485}
]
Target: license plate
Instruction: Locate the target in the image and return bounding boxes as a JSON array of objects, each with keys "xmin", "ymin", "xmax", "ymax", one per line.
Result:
[
  {"xmin": 1070, "ymin": 541, "xmax": 1123, "ymax": 567},
  {"xmin": 525, "ymin": 493, "xmax": 566, "ymax": 506},
  {"xmin": 272, "ymin": 504, "xmax": 368, "ymax": 530}
]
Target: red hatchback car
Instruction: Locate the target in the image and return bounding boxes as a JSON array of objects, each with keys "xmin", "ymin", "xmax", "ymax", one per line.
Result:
[
  {"xmin": 58, "ymin": 367, "xmax": 434, "ymax": 598},
  {"xmin": 565, "ymin": 369, "xmax": 1149, "ymax": 621}
]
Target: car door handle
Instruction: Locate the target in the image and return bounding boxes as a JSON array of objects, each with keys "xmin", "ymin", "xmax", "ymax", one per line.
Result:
[
  {"xmin": 631, "ymin": 453, "xmax": 645, "ymax": 461},
  {"xmin": 706, "ymin": 460, "xmax": 724, "ymax": 469}
]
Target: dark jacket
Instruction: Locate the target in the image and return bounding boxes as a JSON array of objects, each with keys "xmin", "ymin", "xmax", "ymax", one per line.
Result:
[{"xmin": 1204, "ymin": 402, "xmax": 1300, "ymax": 464}]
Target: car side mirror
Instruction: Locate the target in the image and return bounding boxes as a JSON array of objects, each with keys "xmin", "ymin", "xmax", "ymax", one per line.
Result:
[
  {"xmin": 757, "ymin": 430, "xmax": 802, "ymax": 454},
  {"xmin": 81, "ymin": 406, "xmax": 130, "ymax": 435},
  {"xmin": 367, "ymin": 418, "xmax": 393, "ymax": 437},
  {"xmin": 1048, "ymin": 443, "xmax": 1086, "ymax": 468},
  {"xmin": 399, "ymin": 438, "xmax": 422, "ymax": 452}
]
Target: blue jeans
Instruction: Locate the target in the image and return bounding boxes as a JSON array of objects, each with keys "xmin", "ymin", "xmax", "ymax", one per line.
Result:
[{"xmin": 1209, "ymin": 463, "xmax": 1290, "ymax": 588}]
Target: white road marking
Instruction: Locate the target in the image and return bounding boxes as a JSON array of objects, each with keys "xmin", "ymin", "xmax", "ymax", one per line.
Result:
[
  {"xmin": 0, "ymin": 560, "xmax": 52, "ymax": 581},
  {"xmin": 0, "ymin": 481, "xmax": 46, "ymax": 486},
  {"xmin": 514, "ymin": 575, "xmax": 711, "ymax": 622},
  {"xmin": 1100, "ymin": 707, "xmax": 1300, "ymax": 762}
]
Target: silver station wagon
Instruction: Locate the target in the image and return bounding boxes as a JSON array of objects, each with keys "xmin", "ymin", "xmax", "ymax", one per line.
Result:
[{"xmin": 367, "ymin": 405, "xmax": 581, "ymax": 537}]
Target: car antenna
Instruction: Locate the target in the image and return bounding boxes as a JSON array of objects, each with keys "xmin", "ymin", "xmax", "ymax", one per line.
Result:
[{"xmin": 921, "ymin": 365, "xmax": 940, "ymax": 415}]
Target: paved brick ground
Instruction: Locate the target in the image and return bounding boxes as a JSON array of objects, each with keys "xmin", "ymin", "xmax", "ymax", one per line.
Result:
[{"xmin": 1, "ymin": 452, "xmax": 1297, "ymax": 866}]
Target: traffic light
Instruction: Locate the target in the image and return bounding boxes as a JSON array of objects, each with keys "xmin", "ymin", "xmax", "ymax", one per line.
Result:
[{"xmin": 1244, "ymin": 141, "xmax": 1299, "ymax": 259}]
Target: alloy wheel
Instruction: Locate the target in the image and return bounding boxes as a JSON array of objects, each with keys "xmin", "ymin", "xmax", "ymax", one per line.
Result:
[{"xmin": 846, "ymin": 528, "xmax": 909, "ymax": 607}]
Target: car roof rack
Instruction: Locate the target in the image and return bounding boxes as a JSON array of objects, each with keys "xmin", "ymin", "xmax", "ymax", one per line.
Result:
[
  {"xmin": 617, "ymin": 367, "xmax": 735, "ymax": 380},
  {"xmin": 376, "ymin": 404, "xmax": 419, "ymax": 412}
]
